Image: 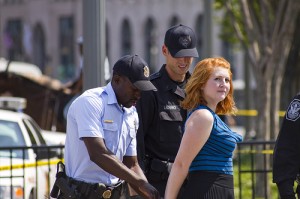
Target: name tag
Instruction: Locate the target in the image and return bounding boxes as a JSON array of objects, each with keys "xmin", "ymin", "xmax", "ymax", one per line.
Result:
[
  {"xmin": 164, "ymin": 105, "xmax": 177, "ymax": 110},
  {"xmin": 104, "ymin": 120, "xmax": 113, "ymax": 123}
]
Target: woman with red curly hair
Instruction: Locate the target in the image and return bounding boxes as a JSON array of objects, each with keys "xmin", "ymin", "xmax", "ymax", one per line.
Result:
[{"xmin": 165, "ymin": 57, "xmax": 243, "ymax": 199}]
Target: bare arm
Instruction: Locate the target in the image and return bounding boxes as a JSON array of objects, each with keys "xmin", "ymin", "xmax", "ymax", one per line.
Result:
[
  {"xmin": 164, "ymin": 109, "xmax": 213, "ymax": 199},
  {"xmin": 83, "ymin": 137, "xmax": 160, "ymax": 199},
  {"xmin": 123, "ymin": 156, "xmax": 155, "ymax": 197}
]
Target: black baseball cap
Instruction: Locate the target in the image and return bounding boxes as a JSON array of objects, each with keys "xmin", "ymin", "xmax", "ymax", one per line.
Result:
[
  {"xmin": 164, "ymin": 24, "xmax": 199, "ymax": 58},
  {"xmin": 113, "ymin": 55, "xmax": 157, "ymax": 91}
]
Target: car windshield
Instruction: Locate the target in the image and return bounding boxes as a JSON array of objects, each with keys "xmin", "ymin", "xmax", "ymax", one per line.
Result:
[{"xmin": 0, "ymin": 120, "xmax": 27, "ymax": 158}]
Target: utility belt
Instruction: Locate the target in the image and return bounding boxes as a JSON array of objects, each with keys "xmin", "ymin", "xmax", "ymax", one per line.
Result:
[
  {"xmin": 50, "ymin": 161, "xmax": 127, "ymax": 199},
  {"xmin": 145, "ymin": 157, "xmax": 173, "ymax": 181}
]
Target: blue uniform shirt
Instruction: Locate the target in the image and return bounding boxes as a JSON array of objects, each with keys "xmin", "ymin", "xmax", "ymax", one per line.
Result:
[{"xmin": 65, "ymin": 83, "xmax": 138, "ymax": 185}]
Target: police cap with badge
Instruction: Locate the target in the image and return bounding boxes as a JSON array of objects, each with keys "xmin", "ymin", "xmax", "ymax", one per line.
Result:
[{"xmin": 113, "ymin": 54, "xmax": 157, "ymax": 91}]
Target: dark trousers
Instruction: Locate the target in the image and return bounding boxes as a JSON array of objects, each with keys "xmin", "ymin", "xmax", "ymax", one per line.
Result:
[
  {"xmin": 146, "ymin": 168, "xmax": 168, "ymax": 197},
  {"xmin": 179, "ymin": 171, "xmax": 234, "ymax": 199},
  {"xmin": 146, "ymin": 169, "xmax": 184, "ymax": 198}
]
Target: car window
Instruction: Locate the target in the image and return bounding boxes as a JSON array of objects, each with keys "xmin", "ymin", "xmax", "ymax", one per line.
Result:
[
  {"xmin": 26, "ymin": 119, "xmax": 46, "ymax": 145},
  {"xmin": 23, "ymin": 118, "xmax": 46, "ymax": 145},
  {"xmin": 0, "ymin": 120, "xmax": 28, "ymax": 159},
  {"xmin": 23, "ymin": 119, "xmax": 38, "ymax": 145}
]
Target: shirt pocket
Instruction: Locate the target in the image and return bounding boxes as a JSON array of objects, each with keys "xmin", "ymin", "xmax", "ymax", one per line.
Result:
[
  {"xmin": 103, "ymin": 123, "xmax": 118, "ymax": 152},
  {"xmin": 159, "ymin": 108, "xmax": 184, "ymax": 143},
  {"xmin": 128, "ymin": 123, "xmax": 136, "ymax": 139},
  {"xmin": 122, "ymin": 122, "xmax": 136, "ymax": 151},
  {"xmin": 103, "ymin": 123, "xmax": 118, "ymax": 131}
]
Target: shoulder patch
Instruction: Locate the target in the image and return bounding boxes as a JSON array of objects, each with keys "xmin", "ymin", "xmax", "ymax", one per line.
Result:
[
  {"xmin": 150, "ymin": 72, "xmax": 161, "ymax": 80},
  {"xmin": 286, "ymin": 99, "xmax": 300, "ymax": 121}
]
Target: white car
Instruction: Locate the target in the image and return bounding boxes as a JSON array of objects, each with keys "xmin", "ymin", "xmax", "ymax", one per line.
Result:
[{"xmin": 0, "ymin": 97, "xmax": 64, "ymax": 199}]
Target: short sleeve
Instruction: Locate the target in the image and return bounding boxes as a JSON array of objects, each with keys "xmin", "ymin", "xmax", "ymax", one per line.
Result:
[{"xmin": 73, "ymin": 94, "xmax": 104, "ymax": 139}]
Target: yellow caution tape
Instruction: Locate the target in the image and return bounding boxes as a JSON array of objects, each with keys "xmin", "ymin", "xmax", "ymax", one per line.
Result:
[
  {"xmin": 236, "ymin": 110, "xmax": 285, "ymax": 117},
  {"xmin": 278, "ymin": 111, "xmax": 286, "ymax": 117},
  {"xmin": 236, "ymin": 149, "xmax": 274, "ymax": 154},
  {"xmin": 236, "ymin": 110, "xmax": 257, "ymax": 116},
  {"xmin": 0, "ymin": 159, "xmax": 64, "ymax": 171}
]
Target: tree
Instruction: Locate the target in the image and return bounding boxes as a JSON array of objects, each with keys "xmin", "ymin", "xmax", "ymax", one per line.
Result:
[
  {"xmin": 216, "ymin": 0, "xmax": 299, "ymax": 140},
  {"xmin": 215, "ymin": 0, "xmax": 300, "ymax": 197},
  {"xmin": 282, "ymin": 14, "xmax": 300, "ymax": 106}
]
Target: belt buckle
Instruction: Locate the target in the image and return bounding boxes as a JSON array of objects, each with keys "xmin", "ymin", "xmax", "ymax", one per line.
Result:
[{"xmin": 102, "ymin": 189, "xmax": 111, "ymax": 199}]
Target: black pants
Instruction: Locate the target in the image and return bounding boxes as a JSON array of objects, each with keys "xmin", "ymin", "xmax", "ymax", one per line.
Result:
[
  {"xmin": 146, "ymin": 169, "xmax": 185, "ymax": 198},
  {"xmin": 179, "ymin": 171, "xmax": 234, "ymax": 199},
  {"xmin": 146, "ymin": 168, "xmax": 168, "ymax": 197}
]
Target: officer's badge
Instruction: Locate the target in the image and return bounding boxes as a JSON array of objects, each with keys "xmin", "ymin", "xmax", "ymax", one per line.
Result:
[
  {"xmin": 144, "ymin": 66, "xmax": 150, "ymax": 77},
  {"xmin": 102, "ymin": 189, "xmax": 111, "ymax": 198},
  {"xmin": 286, "ymin": 99, "xmax": 300, "ymax": 121}
]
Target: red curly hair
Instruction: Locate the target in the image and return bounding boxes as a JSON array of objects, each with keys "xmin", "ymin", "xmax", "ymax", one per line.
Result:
[{"xmin": 181, "ymin": 57, "xmax": 237, "ymax": 115}]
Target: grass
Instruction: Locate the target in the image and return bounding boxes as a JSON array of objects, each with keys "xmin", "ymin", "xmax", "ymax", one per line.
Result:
[
  {"xmin": 233, "ymin": 152, "xmax": 280, "ymax": 199},
  {"xmin": 233, "ymin": 166, "xmax": 279, "ymax": 199}
]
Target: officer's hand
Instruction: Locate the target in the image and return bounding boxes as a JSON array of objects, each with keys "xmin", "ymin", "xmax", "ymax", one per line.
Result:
[{"xmin": 138, "ymin": 182, "xmax": 160, "ymax": 199}]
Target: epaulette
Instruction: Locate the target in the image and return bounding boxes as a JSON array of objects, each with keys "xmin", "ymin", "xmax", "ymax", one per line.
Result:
[{"xmin": 150, "ymin": 72, "xmax": 161, "ymax": 80}]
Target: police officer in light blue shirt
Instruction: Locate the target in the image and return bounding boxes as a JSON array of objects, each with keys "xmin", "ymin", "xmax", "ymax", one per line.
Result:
[{"xmin": 63, "ymin": 55, "xmax": 160, "ymax": 199}]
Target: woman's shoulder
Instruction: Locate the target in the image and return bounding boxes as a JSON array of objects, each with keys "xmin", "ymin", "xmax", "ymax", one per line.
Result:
[
  {"xmin": 189, "ymin": 107, "xmax": 214, "ymax": 124},
  {"xmin": 189, "ymin": 105, "xmax": 214, "ymax": 116}
]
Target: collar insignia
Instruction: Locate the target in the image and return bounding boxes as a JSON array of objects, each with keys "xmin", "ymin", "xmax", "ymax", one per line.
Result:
[{"xmin": 144, "ymin": 66, "xmax": 150, "ymax": 77}]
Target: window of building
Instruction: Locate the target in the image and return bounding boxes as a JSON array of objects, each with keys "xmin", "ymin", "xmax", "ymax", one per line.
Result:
[
  {"xmin": 169, "ymin": 16, "xmax": 180, "ymax": 27},
  {"xmin": 4, "ymin": 19, "xmax": 24, "ymax": 61},
  {"xmin": 59, "ymin": 16, "xmax": 75, "ymax": 82},
  {"xmin": 121, "ymin": 19, "xmax": 132, "ymax": 56},
  {"xmin": 33, "ymin": 24, "xmax": 46, "ymax": 73},
  {"xmin": 105, "ymin": 22, "xmax": 111, "ymax": 83},
  {"xmin": 195, "ymin": 14, "xmax": 204, "ymax": 61},
  {"xmin": 144, "ymin": 18, "xmax": 157, "ymax": 73},
  {"xmin": 106, "ymin": 22, "xmax": 110, "ymax": 61},
  {"xmin": 3, "ymin": 0, "xmax": 23, "ymax": 4}
]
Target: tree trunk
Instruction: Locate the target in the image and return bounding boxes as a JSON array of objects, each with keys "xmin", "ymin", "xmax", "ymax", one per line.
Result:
[
  {"xmin": 254, "ymin": 73, "xmax": 272, "ymax": 197},
  {"xmin": 271, "ymin": 63, "xmax": 285, "ymax": 140}
]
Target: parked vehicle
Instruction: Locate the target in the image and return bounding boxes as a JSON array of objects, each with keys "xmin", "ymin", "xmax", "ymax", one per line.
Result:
[
  {"xmin": 0, "ymin": 97, "xmax": 63, "ymax": 199},
  {"xmin": 0, "ymin": 60, "xmax": 78, "ymax": 132},
  {"xmin": 0, "ymin": 57, "xmax": 42, "ymax": 77}
]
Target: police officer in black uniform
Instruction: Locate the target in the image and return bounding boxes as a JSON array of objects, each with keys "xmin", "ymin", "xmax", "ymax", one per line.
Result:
[
  {"xmin": 273, "ymin": 91, "xmax": 300, "ymax": 199},
  {"xmin": 136, "ymin": 24, "xmax": 198, "ymax": 197}
]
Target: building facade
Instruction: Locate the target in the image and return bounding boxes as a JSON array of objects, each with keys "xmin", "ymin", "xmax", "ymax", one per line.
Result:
[{"xmin": 0, "ymin": 0, "xmax": 244, "ymax": 84}]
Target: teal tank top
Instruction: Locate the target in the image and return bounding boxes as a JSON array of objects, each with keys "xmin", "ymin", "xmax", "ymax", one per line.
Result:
[{"xmin": 188, "ymin": 105, "xmax": 243, "ymax": 175}]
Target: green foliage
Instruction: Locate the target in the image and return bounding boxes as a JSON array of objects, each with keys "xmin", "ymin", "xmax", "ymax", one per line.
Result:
[
  {"xmin": 213, "ymin": 0, "xmax": 243, "ymax": 44},
  {"xmin": 213, "ymin": 0, "xmax": 279, "ymax": 46}
]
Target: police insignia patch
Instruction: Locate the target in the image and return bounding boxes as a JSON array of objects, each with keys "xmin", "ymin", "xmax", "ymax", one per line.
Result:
[
  {"xmin": 179, "ymin": 36, "xmax": 191, "ymax": 48},
  {"xmin": 286, "ymin": 99, "xmax": 300, "ymax": 121},
  {"xmin": 144, "ymin": 66, "xmax": 150, "ymax": 77}
]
